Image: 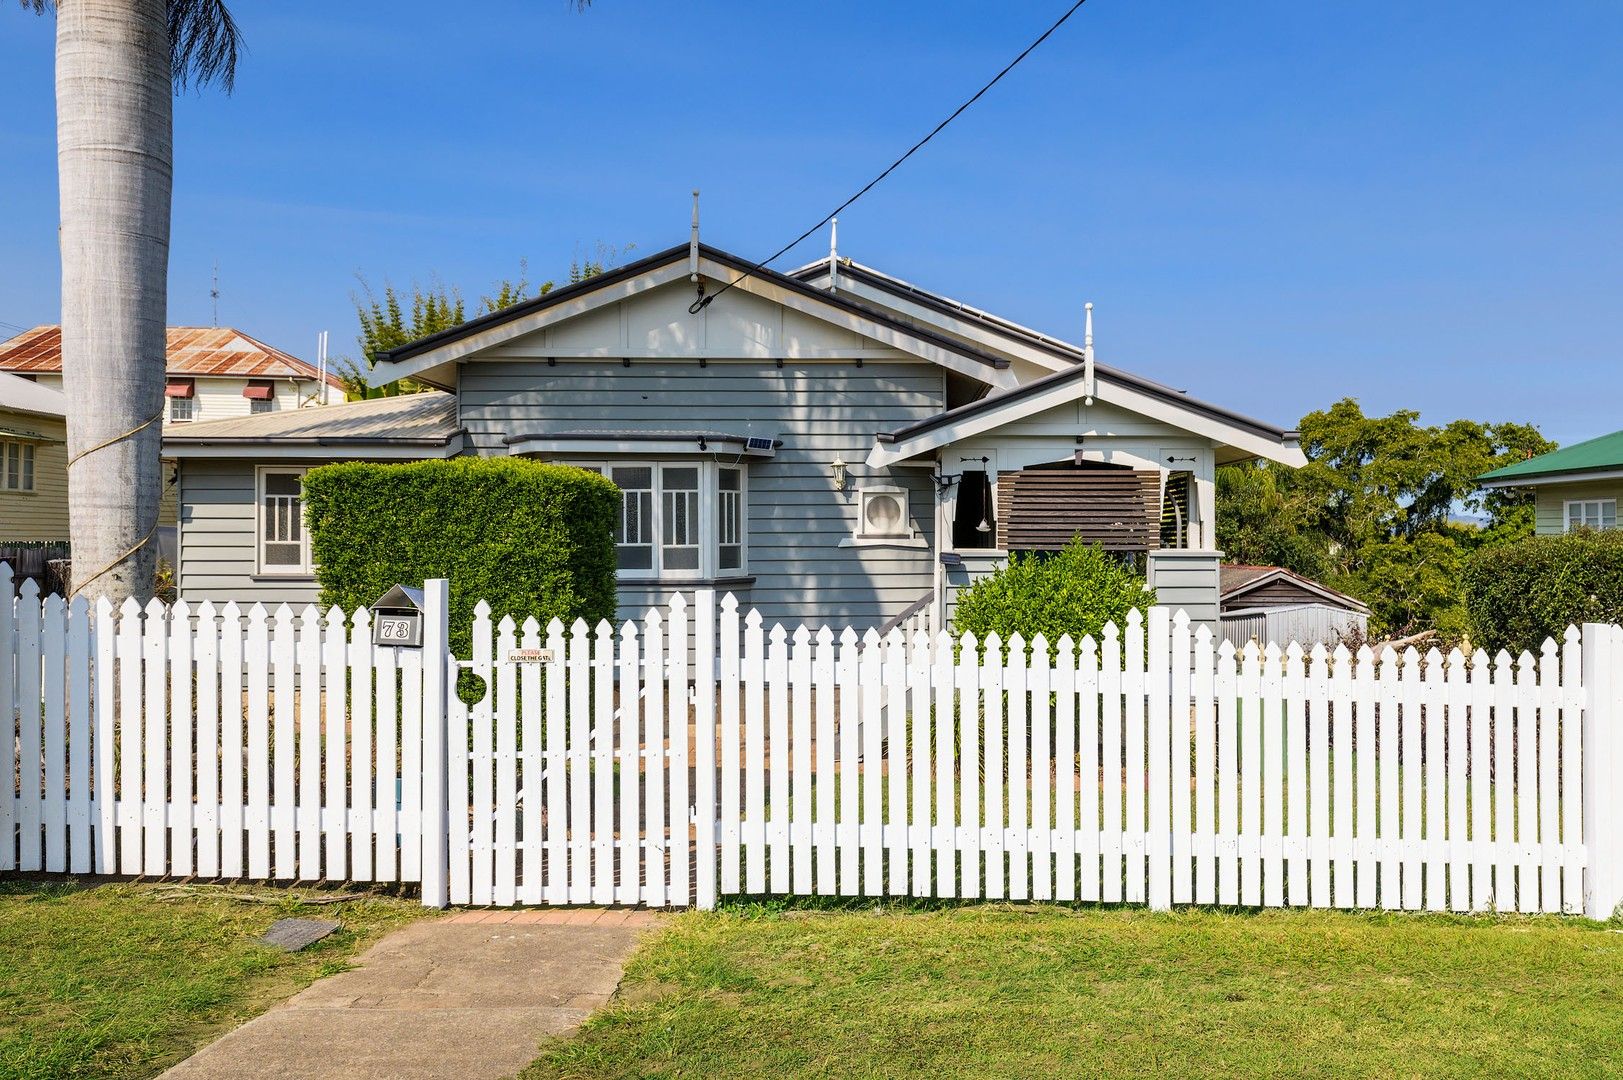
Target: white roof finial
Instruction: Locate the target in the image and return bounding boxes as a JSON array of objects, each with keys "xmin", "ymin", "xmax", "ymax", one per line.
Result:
[
  {"xmin": 689, "ymin": 188, "xmax": 701, "ymax": 283},
  {"xmin": 1082, "ymin": 301, "xmax": 1095, "ymax": 405},
  {"xmin": 829, "ymin": 216, "xmax": 839, "ymax": 293}
]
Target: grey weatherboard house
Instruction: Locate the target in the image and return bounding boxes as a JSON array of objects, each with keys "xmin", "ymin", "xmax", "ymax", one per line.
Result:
[{"xmin": 163, "ymin": 241, "xmax": 1306, "ymax": 631}]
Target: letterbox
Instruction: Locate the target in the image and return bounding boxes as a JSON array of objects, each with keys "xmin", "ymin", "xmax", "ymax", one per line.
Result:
[{"xmin": 370, "ymin": 584, "xmax": 425, "ymax": 648}]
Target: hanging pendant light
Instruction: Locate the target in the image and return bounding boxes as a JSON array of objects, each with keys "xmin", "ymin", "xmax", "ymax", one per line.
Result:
[{"xmin": 976, "ymin": 470, "xmax": 992, "ymax": 533}]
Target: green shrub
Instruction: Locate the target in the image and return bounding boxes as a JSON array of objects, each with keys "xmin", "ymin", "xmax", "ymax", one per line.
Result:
[
  {"xmin": 1462, "ymin": 529, "xmax": 1623, "ymax": 654},
  {"xmin": 303, "ymin": 458, "xmax": 619, "ymax": 651},
  {"xmin": 952, "ymin": 539, "xmax": 1156, "ymax": 657}
]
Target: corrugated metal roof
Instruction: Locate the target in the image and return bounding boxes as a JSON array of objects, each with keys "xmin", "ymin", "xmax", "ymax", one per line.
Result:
[
  {"xmin": 162, "ymin": 391, "xmax": 457, "ymax": 445},
  {"xmin": 0, "ymin": 370, "xmax": 67, "ymax": 419},
  {"xmin": 0, "ymin": 326, "xmax": 344, "ymax": 390},
  {"xmin": 1478, "ymin": 429, "xmax": 1623, "ymax": 483}
]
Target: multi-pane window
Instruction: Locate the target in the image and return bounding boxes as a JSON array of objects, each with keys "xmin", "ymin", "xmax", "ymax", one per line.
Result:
[
  {"xmin": 610, "ymin": 466, "xmax": 654, "ymax": 571},
  {"xmin": 1566, "ymin": 499, "xmax": 1617, "ymax": 532},
  {"xmin": 250, "ymin": 398, "xmax": 276, "ymax": 415},
  {"xmin": 169, "ymin": 396, "xmax": 195, "ymax": 422},
  {"xmin": 718, "ymin": 467, "xmax": 744, "ymax": 570},
  {"xmin": 258, "ymin": 468, "xmax": 311, "ymax": 574},
  {"xmin": 2, "ymin": 440, "xmax": 36, "ymax": 492},
  {"xmin": 578, "ymin": 460, "xmax": 746, "ymax": 578},
  {"xmin": 661, "ymin": 466, "xmax": 701, "ymax": 571}
]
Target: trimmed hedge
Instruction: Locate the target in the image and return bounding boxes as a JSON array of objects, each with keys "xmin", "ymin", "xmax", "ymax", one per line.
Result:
[
  {"xmin": 1462, "ymin": 529, "xmax": 1623, "ymax": 653},
  {"xmin": 302, "ymin": 458, "xmax": 619, "ymax": 651},
  {"xmin": 953, "ymin": 539, "xmax": 1156, "ymax": 657}
]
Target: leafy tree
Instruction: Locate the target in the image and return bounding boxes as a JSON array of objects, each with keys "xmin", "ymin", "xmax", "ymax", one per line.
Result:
[
  {"xmin": 1218, "ymin": 399, "xmax": 1555, "ymax": 638},
  {"xmin": 337, "ymin": 248, "xmax": 630, "ymax": 399}
]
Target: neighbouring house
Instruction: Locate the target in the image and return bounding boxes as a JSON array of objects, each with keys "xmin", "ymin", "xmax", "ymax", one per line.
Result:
[
  {"xmin": 1477, "ymin": 429, "xmax": 1623, "ymax": 535},
  {"xmin": 161, "ymin": 241, "xmax": 1305, "ymax": 630},
  {"xmin": 1, "ymin": 371, "xmax": 72, "ymax": 591},
  {"xmin": 1217, "ymin": 564, "xmax": 1369, "ymax": 649},
  {"xmin": 0, "ymin": 325, "xmax": 343, "ymax": 424},
  {"xmin": 1, "ymin": 369, "xmax": 68, "ymax": 545}
]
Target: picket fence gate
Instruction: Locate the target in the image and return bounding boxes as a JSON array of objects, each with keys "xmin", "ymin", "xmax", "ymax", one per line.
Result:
[{"xmin": 5, "ymin": 566, "xmax": 1623, "ymax": 918}]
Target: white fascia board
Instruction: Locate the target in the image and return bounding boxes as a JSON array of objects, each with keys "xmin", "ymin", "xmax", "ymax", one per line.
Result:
[
  {"xmin": 700, "ymin": 257, "xmax": 1019, "ymax": 391},
  {"xmin": 377, "ymin": 262, "xmax": 694, "ymax": 383},
  {"xmin": 505, "ymin": 436, "xmax": 772, "ymax": 458},
  {"xmin": 165, "ymin": 433, "xmax": 464, "ymax": 461},
  {"xmin": 865, "ymin": 375, "xmax": 1304, "ymax": 470},
  {"xmin": 1479, "ymin": 468, "xmax": 1623, "ymax": 490},
  {"xmin": 801, "ymin": 270, "xmax": 1075, "ymax": 375}
]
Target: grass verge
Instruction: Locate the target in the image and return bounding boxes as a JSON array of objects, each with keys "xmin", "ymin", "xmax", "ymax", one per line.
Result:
[
  {"xmin": 525, "ymin": 903, "xmax": 1623, "ymax": 1079},
  {"xmin": 0, "ymin": 877, "xmax": 426, "ymax": 1080}
]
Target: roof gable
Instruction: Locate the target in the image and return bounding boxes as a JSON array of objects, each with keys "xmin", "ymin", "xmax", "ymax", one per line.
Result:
[
  {"xmin": 866, "ymin": 359, "xmax": 1305, "ymax": 469},
  {"xmin": 373, "ymin": 244, "xmax": 1018, "ymax": 388}
]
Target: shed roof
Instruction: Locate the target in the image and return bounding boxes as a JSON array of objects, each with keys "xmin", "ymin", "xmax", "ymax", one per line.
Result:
[
  {"xmin": 0, "ymin": 326, "xmax": 344, "ymax": 390},
  {"xmin": 1218, "ymin": 564, "xmax": 1370, "ymax": 614},
  {"xmin": 1478, "ymin": 429, "xmax": 1623, "ymax": 486}
]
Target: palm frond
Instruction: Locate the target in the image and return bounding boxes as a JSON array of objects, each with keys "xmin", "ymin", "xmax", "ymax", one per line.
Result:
[
  {"xmin": 18, "ymin": 1, "xmax": 51, "ymax": 13},
  {"xmin": 168, "ymin": 0, "xmax": 242, "ymax": 92}
]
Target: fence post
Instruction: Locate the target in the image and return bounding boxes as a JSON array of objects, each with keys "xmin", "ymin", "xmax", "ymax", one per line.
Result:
[
  {"xmin": 420, "ymin": 578, "xmax": 451, "ymax": 908},
  {"xmin": 1582, "ymin": 623, "xmax": 1623, "ymax": 921}
]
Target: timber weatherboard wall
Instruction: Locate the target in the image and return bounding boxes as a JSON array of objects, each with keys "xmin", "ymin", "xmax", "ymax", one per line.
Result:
[
  {"xmin": 1533, "ymin": 479, "xmax": 1623, "ymax": 536},
  {"xmin": 177, "ymin": 459, "xmax": 322, "ymax": 608},
  {"xmin": 458, "ymin": 359, "xmax": 944, "ymax": 628},
  {"xmin": 0, "ymin": 408, "xmax": 69, "ymax": 543}
]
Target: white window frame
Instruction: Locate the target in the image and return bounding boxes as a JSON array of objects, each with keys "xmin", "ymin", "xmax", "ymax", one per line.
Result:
[
  {"xmin": 250, "ymin": 397, "xmax": 277, "ymax": 415},
  {"xmin": 571, "ymin": 459, "xmax": 747, "ymax": 580},
  {"xmin": 1565, "ymin": 498, "xmax": 1617, "ymax": 533},
  {"xmin": 169, "ymin": 395, "xmax": 196, "ymax": 422},
  {"xmin": 2, "ymin": 440, "xmax": 37, "ymax": 493},
  {"xmin": 255, "ymin": 465, "xmax": 313, "ymax": 577}
]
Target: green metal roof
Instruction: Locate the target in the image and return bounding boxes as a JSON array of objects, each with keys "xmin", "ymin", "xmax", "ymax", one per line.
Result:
[{"xmin": 1479, "ymin": 428, "xmax": 1623, "ymax": 483}]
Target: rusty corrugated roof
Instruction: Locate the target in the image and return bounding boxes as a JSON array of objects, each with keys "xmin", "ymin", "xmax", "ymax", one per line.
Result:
[{"xmin": 0, "ymin": 326, "xmax": 344, "ymax": 390}]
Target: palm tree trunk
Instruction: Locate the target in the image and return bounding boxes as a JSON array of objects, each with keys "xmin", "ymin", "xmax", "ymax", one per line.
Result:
[{"xmin": 55, "ymin": 0, "xmax": 170, "ymax": 603}]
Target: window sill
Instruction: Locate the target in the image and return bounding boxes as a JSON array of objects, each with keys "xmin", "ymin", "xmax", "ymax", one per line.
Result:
[
  {"xmin": 251, "ymin": 573, "xmax": 317, "ymax": 582},
  {"xmin": 617, "ymin": 574, "xmax": 757, "ymax": 589},
  {"xmin": 839, "ymin": 535, "xmax": 929, "ymax": 549}
]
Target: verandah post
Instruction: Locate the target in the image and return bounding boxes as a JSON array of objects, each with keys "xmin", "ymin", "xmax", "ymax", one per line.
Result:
[
  {"xmin": 1581, "ymin": 623, "xmax": 1623, "ymax": 920},
  {"xmin": 420, "ymin": 578, "xmax": 452, "ymax": 908}
]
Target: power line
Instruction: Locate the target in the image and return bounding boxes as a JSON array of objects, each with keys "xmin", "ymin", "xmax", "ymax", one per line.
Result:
[{"xmin": 690, "ymin": 0, "xmax": 1091, "ymax": 315}]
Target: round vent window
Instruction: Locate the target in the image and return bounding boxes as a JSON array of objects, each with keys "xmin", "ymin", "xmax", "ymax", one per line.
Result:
[{"xmin": 863, "ymin": 492, "xmax": 904, "ymax": 535}]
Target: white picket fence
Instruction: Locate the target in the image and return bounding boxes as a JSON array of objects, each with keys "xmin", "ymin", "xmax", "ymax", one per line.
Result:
[{"xmin": 5, "ymin": 565, "xmax": 1623, "ymax": 918}]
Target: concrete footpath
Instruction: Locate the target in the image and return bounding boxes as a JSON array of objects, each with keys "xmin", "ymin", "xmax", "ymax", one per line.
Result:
[{"xmin": 164, "ymin": 909, "xmax": 661, "ymax": 1080}]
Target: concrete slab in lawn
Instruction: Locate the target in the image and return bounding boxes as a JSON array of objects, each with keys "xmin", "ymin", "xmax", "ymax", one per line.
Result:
[{"xmin": 163, "ymin": 909, "xmax": 661, "ymax": 1080}]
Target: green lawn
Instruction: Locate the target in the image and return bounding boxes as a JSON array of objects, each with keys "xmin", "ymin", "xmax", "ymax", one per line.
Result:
[
  {"xmin": 0, "ymin": 878, "xmax": 426, "ymax": 1080},
  {"xmin": 526, "ymin": 904, "xmax": 1623, "ymax": 1079}
]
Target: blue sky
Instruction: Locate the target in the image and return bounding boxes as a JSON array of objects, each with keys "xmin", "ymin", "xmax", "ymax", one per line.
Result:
[{"xmin": 3, "ymin": 1, "xmax": 1620, "ymax": 444}]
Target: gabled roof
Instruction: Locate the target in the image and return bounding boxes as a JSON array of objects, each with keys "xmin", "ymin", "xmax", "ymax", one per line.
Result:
[
  {"xmin": 867, "ymin": 359, "xmax": 1304, "ymax": 469},
  {"xmin": 374, "ymin": 242, "xmax": 1015, "ymax": 385},
  {"xmin": 163, "ymin": 392, "xmax": 461, "ymax": 459},
  {"xmin": 0, "ymin": 369, "xmax": 67, "ymax": 420},
  {"xmin": 1219, "ymin": 564, "xmax": 1370, "ymax": 614},
  {"xmin": 1478, "ymin": 429, "xmax": 1623, "ymax": 487},
  {"xmin": 0, "ymin": 326, "xmax": 344, "ymax": 390}
]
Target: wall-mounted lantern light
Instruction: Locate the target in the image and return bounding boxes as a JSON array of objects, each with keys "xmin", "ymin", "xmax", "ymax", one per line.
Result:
[{"xmin": 831, "ymin": 456, "xmax": 848, "ymax": 492}]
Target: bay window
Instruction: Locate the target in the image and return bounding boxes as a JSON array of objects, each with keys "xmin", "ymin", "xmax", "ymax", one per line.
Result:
[{"xmin": 579, "ymin": 460, "xmax": 747, "ymax": 578}]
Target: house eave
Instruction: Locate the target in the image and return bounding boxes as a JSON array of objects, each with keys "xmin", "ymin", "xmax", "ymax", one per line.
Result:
[{"xmin": 165, "ymin": 432, "xmax": 465, "ymax": 460}]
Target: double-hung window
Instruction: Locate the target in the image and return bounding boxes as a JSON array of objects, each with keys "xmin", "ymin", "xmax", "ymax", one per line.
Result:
[
  {"xmin": 1566, "ymin": 498, "xmax": 1617, "ymax": 532},
  {"xmin": 580, "ymin": 460, "xmax": 746, "ymax": 579},
  {"xmin": 2, "ymin": 440, "xmax": 36, "ymax": 492},
  {"xmin": 257, "ymin": 466, "xmax": 312, "ymax": 575}
]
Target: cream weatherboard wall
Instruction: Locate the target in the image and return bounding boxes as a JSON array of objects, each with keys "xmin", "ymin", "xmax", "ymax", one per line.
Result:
[
  {"xmin": 27, "ymin": 372, "xmax": 317, "ymax": 423},
  {"xmin": 0, "ymin": 408, "xmax": 69, "ymax": 543},
  {"xmin": 1533, "ymin": 478, "xmax": 1623, "ymax": 536}
]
